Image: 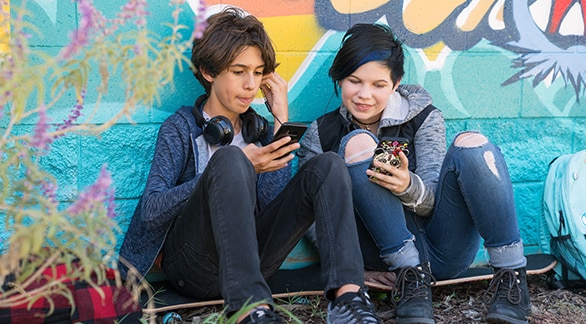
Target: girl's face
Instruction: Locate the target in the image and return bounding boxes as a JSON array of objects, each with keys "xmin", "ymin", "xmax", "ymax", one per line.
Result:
[
  {"xmin": 339, "ymin": 61, "xmax": 399, "ymax": 124},
  {"xmin": 203, "ymin": 46, "xmax": 265, "ymax": 118}
]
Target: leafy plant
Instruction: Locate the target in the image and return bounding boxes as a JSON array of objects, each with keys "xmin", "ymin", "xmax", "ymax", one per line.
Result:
[
  {"xmin": 197, "ymin": 302, "xmax": 303, "ymax": 324},
  {"xmin": 0, "ymin": 0, "xmax": 204, "ymax": 320}
]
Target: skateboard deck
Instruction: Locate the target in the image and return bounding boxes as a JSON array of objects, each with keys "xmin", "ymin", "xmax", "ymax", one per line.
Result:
[
  {"xmin": 142, "ymin": 263, "xmax": 325, "ymax": 314},
  {"xmin": 435, "ymin": 253, "xmax": 556, "ymax": 286},
  {"xmin": 142, "ymin": 254, "xmax": 556, "ymax": 315},
  {"xmin": 365, "ymin": 253, "xmax": 557, "ymax": 291}
]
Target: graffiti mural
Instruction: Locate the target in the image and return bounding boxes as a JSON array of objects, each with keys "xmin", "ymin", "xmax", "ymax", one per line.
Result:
[
  {"xmin": 196, "ymin": 0, "xmax": 585, "ymax": 118},
  {"xmin": 6, "ymin": 1, "xmax": 584, "ymax": 117},
  {"xmin": 3, "ymin": 0, "xmax": 585, "ymax": 252},
  {"xmin": 318, "ymin": 0, "xmax": 586, "ymax": 115}
]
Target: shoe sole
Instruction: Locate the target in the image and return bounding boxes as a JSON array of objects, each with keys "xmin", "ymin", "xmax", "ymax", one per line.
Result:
[
  {"xmin": 396, "ymin": 317, "xmax": 435, "ymax": 324},
  {"xmin": 486, "ymin": 313, "xmax": 528, "ymax": 324}
]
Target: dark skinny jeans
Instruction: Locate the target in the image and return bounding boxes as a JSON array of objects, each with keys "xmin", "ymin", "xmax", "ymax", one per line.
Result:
[{"xmin": 162, "ymin": 147, "xmax": 364, "ymax": 313}]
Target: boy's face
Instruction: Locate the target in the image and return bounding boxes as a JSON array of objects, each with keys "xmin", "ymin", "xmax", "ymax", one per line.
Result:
[
  {"xmin": 204, "ymin": 46, "xmax": 265, "ymax": 118},
  {"xmin": 339, "ymin": 61, "xmax": 399, "ymax": 124}
]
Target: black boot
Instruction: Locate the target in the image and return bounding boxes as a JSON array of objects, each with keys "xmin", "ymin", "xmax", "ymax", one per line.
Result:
[
  {"xmin": 391, "ymin": 264, "xmax": 435, "ymax": 324},
  {"xmin": 485, "ymin": 267, "xmax": 530, "ymax": 324}
]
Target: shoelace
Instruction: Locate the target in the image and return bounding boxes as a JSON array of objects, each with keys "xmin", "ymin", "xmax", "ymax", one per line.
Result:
[
  {"xmin": 391, "ymin": 266, "xmax": 436, "ymax": 306},
  {"xmin": 484, "ymin": 269, "xmax": 522, "ymax": 305},
  {"xmin": 334, "ymin": 290, "xmax": 380, "ymax": 323}
]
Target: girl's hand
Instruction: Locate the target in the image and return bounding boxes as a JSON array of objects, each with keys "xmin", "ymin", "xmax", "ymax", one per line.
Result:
[
  {"xmin": 366, "ymin": 150, "xmax": 411, "ymax": 194},
  {"xmin": 260, "ymin": 72, "xmax": 288, "ymax": 130},
  {"xmin": 242, "ymin": 136, "xmax": 300, "ymax": 173}
]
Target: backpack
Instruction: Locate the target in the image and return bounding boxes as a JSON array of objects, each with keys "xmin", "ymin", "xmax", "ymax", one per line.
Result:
[{"xmin": 541, "ymin": 149, "xmax": 586, "ymax": 288}]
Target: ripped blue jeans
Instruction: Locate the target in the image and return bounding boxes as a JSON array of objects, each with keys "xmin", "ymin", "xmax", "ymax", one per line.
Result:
[{"xmin": 341, "ymin": 130, "xmax": 526, "ymax": 280}]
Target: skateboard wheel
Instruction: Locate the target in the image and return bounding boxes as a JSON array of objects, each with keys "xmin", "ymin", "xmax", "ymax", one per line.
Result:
[{"xmin": 162, "ymin": 312, "xmax": 183, "ymax": 324}]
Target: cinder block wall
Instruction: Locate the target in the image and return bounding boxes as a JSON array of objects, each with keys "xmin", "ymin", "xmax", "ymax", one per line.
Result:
[{"xmin": 8, "ymin": 1, "xmax": 586, "ymax": 262}]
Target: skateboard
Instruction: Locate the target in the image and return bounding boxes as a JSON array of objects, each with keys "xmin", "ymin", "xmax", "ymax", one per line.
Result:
[
  {"xmin": 141, "ymin": 263, "xmax": 326, "ymax": 315},
  {"xmin": 142, "ymin": 254, "xmax": 556, "ymax": 322},
  {"xmin": 365, "ymin": 253, "xmax": 557, "ymax": 291}
]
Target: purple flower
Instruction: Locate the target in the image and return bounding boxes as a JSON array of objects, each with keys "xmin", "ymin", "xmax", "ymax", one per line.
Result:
[
  {"xmin": 105, "ymin": 187, "xmax": 116, "ymax": 219},
  {"xmin": 192, "ymin": 0, "xmax": 208, "ymax": 40},
  {"xmin": 66, "ymin": 166, "xmax": 115, "ymax": 218},
  {"xmin": 60, "ymin": 0, "xmax": 105, "ymax": 60},
  {"xmin": 56, "ymin": 88, "xmax": 85, "ymax": 132},
  {"xmin": 0, "ymin": 90, "xmax": 11, "ymax": 119},
  {"xmin": 30, "ymin": 104, "xmax": 52, "ymax": 151},
  {"xmin": 41, "ymin": 180, "xmax": 58, "ymax": 205},
  {"xmin": 118, "ymin": 0, "xmax": 149, "ymax": 28}
]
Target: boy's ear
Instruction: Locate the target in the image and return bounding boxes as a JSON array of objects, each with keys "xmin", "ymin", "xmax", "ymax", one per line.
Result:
[{"xmin": 201, "ymin": 68, "xmax": 214, "ymax": 83}]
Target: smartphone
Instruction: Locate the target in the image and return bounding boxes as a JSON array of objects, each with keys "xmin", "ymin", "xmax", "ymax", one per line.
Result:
[
  {"xmin": 271, "ymin": 122, "xmax": 307, "ymax": 159},
  {"xmin": 368, "ymin": 138, "xmax": 409, "ymax": 179},
  {"xmin": 272, "ymin": 122, "xmax": 308, "ymax": 144}
]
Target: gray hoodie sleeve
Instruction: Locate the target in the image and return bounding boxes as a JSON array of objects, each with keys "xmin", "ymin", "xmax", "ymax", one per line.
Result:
[
  {"xmin": 140, "ymin": 118, "xmax": 199, "ymax": 230},
  {"xmin": 395, "ymin": 109, "xmax": 446, "ymax": 216}
]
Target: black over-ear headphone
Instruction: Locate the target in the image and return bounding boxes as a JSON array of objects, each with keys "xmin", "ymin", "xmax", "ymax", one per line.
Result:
[{"xmin": 191, "ymin": 95, "xmax": 269, "ymax": 146}]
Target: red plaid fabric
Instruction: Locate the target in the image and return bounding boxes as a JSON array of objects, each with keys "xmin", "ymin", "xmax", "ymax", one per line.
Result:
[{"xmin": 0, "ymin": 263, "xmax": 142, "ymax": 323}]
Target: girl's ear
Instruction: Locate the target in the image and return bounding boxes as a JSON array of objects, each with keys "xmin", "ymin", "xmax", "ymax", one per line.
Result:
[{"xmin": 393, "ymin": 77, "xmax": 402, "ymax": 91}]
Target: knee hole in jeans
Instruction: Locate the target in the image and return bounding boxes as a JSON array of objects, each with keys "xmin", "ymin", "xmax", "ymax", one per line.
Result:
[
  {"xmin": 344, "ymin": 133, "xmax": 377, "ymax": 163},
  {"xmin": 455, "ymin": 132, "xmax": 500, "ymax": 179},
  {"xmin": 454, "ymin": 132, "xmax": 488, "ymax": 148}
]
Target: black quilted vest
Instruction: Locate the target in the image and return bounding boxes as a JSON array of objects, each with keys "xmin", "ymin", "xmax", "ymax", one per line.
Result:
[{"xmin": 316, "ymin": 105, "xmax": 436, "ymax": 172}]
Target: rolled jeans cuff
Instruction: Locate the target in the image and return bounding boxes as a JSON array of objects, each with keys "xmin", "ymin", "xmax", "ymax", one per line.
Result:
[
  {"xmin": 381, "ymin": 238, "xmax": 420, "ymax": 271},
  {"xmin": 487, "ymin": 240, "xmax": 527, "ymax": 269}
]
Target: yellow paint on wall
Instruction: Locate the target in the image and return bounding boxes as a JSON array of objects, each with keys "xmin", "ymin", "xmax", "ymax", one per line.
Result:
[
  {"xmin": 0, "ymin": 0, "xmax": 8, "ymax": 54},
  {"xmin": 260, "ymin": 14, "xmax": 325, "ymax": 79},
  {"xmin": 421, "ymin": 41, "xmax": 446, "ymax": 61}
]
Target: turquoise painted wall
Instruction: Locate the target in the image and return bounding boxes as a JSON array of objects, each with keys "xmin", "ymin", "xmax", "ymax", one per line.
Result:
[{"xmin": 7, "ymin": 0, "xmax": 586, "ymax": 264}]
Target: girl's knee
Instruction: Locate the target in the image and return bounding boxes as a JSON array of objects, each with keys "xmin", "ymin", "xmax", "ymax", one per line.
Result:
[
  {"xmin": 344, "ymin": 133, "xmax": 377, "ymax": 163},
  {"xmin": 454, "ymin": 132, "xmax": 488, "ymax": 148},
  {"xmin": 454, "ymin": 132, "xmax": 501, "ymax": 178}
]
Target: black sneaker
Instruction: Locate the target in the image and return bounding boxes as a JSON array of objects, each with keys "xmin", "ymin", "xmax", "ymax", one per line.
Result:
[
  {"xmin": 239, "ymin": 307, "xmax": 283, "ymax": 324},
  {"xmin": 485, "ymin": 267, "xmax": 530, "ymax": 324},
  {"xmin": 391, "ymin": 264, "xmax": 435, "ymax": 324},
  {"xmin": 327, "ymin": 288, "xmax": 381, "ymax": 323}
]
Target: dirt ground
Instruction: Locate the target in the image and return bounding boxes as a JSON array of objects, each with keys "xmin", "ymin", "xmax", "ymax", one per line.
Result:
[{"xmin": 161, "ymin": 273, "xmax": 586, "ymax": 323}]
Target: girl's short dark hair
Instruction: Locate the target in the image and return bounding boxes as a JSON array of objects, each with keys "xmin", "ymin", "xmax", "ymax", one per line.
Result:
[
  {"xmin": 191, "ymin": 7, "xmax": 277, "ymax": 93},
  {"xmin": 329, "ymin": 23, "xmax": 404, "ymax": 95}
]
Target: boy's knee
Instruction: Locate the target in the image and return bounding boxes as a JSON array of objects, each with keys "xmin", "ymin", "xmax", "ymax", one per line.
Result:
[{"xmin": 344, "ymin": 133, "xmax": 377, "ymax": 163}]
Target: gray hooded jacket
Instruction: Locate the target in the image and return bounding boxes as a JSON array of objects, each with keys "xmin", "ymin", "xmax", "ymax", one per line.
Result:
[
  {"xmin": 118, "ymin": 104, "xmax": 289, "ymax": 279},
  {"xmin": 298, "ymin": 84, "xmax": 446, "ymax": 216}
]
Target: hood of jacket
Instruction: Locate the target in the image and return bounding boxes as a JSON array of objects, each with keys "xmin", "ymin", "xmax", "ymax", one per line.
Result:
[{"xmin": 338, "ymin": 84, "xmax": 433, "ymax": 128}]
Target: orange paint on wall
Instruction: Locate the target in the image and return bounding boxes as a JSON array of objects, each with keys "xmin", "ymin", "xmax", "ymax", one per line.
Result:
[
  {"xmin": 404, "ymin": 0, "xmax": 467, "ymax": 34},
  {"xmin": 331, "ymin": 0, "xmax": 389, "ymax": 14},
  {"xmin": 205, "ymin": 0, "xmax": 315, "ymax": 17},
  {"xmin": 458, "ymin": 0, "xmax": 497, "ymax": 32}
]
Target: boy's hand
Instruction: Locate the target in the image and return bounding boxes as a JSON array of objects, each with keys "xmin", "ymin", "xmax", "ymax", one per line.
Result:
[
  {"xmin": 242, "ymin": 136, "xmax": 300, "ymax": 173},
  {"xmin": 260, "ymin": 72, "xmax": 288, "ymax": 129}
]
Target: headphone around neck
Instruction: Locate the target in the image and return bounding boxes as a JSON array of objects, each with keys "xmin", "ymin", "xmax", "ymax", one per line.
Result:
[{"xmin": 191, "ymin": 95, "xmax": 269, "ymax": 146}]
